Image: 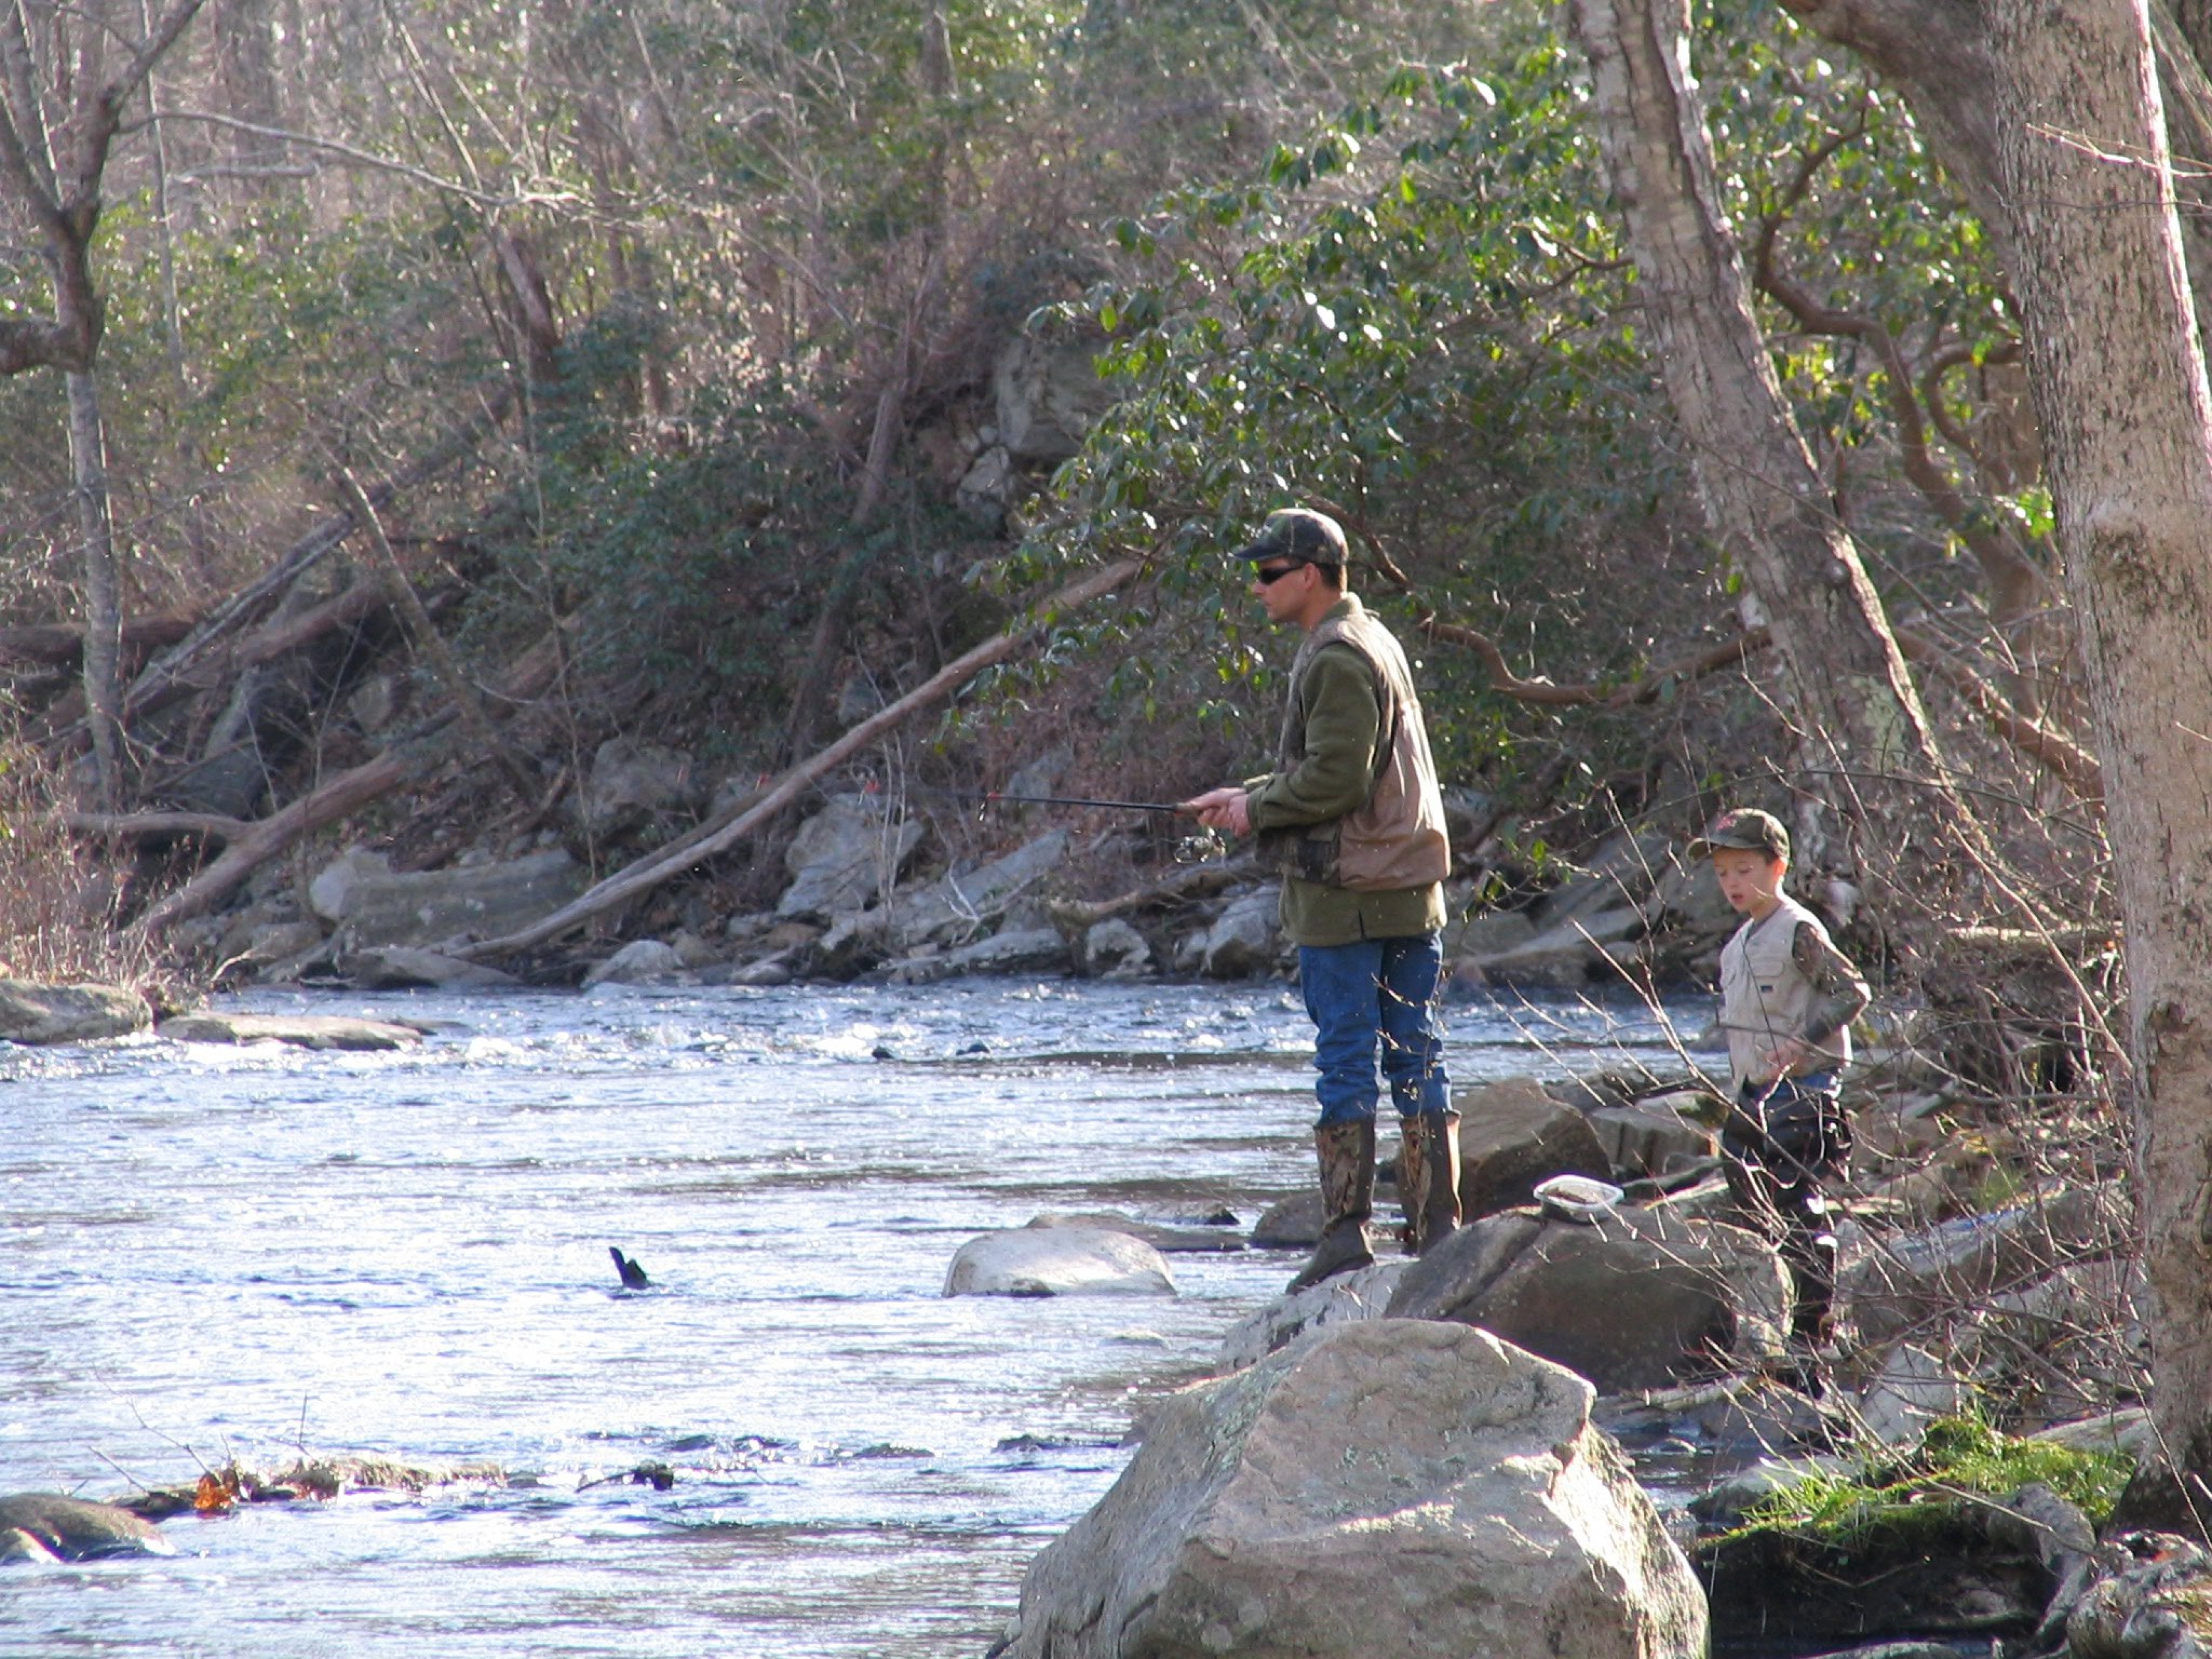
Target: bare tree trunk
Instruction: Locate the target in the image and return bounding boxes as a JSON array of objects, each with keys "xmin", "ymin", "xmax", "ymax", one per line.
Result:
[
  {"xmin": 1988, "ymin": 0, "xmax": 2212, "ymax": 1502},
  {"xmin": 1567, "ymin": 0, "xmax": 1960, "ymax": 875},
  {"xmin": 65, "ymin": 368, "xmax": 124, "ymax": 810}
]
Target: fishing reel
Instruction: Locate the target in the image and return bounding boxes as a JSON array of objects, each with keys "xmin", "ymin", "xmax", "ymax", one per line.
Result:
[{"xmin": 1172, "ymin": 826, "xmax": 1229, "ymax": 864}]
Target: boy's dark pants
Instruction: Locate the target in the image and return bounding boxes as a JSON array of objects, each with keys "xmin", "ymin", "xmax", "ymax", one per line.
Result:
[{"xmin": 1722, "ymin": 1075, "xmax": 1851, "ymax": 1344}]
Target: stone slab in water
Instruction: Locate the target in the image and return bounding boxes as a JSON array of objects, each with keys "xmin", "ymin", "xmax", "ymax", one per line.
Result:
[
  {"xmin": 0, "ymin": 1494, "xmax": 172, "ymax": 1561},
  {"xmin": 161, "ymin": 1013, "xmax": 425, "ymax": 1051}
]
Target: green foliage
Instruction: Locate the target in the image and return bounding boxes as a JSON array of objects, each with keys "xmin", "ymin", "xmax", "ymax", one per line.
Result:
[{"xmin": 1736, "ymin": 1415, "xmax": 2132, "ymax": 1548}]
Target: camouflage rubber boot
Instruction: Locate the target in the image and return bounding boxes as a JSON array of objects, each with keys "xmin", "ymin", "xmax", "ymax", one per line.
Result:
[
  {"xmin": 1287, "ymin": 1119, "xmax": 1376, "ymax": 1293},
  {"xmin": 1396, "ymin": 1111, "xmax": 1463, "ymax": 1255}
]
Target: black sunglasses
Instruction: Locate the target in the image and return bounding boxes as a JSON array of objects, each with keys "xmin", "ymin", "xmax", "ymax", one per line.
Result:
[{"xmin": 1252, "ymin": 561, "xmax": 1305, "ymax": 585}]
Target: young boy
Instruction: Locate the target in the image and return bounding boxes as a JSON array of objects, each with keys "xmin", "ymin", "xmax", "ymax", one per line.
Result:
[{"xmin": 1689, "ymin": 808, "xmax": 1871, "ymax": 1367}]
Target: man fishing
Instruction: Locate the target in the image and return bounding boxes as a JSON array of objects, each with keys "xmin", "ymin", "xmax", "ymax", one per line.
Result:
[{"xmin": 1182, "ymin": 508, "xmax": 1458, "ymax": 1292}]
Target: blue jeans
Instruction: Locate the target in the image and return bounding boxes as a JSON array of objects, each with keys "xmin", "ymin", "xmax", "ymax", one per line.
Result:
[{"xmin": 1298, "ymin": 934, "xmax": 1450, "ymax": 1127}]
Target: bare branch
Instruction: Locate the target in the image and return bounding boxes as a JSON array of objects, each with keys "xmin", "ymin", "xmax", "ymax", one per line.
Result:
[{"xmin": 156, "ymin": 109, "xmax": 580, "ymax": 209}]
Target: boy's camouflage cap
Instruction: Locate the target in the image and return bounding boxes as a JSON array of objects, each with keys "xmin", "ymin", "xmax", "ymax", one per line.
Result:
[
  {"xmin": 1230, "ymin": 507, "xmax": 1347, "ymax": 569},
  {"xmin": 1688, "ymin": 808, "xmax": 1790, "ymax": 860}
]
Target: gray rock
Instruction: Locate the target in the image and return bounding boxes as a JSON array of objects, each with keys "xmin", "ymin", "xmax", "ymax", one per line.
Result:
[
  {"xmin": 995, "ymin": 331, "xmax": 1118, "ymax": 462},
  {"xmin": 1388, "ymin": 1206, "xmax": 1789, "ymax": 1392},
  {"xmin": 340, "ymin": 946, "xmax": 518, "ymax": 990},
  {"xmin": 578, "ymin": 738, "xmax": 698, "ymax": 837},
  {"xmin": 161, "ymin": 1013, "xmax": 423, "ymax": 1052},
  {"xmin": 337, "ymin": 849, "xmax": 588, "ymax": 951},
  {"xmin": 0, "ymin": 980, "xmax": 150, "ymax": 1045},
  {"xmin": 1450, "ymin": 907, "xmax": 1539, "ymax": 959},
  {"xmin": 1080, "ymin": 918, "xmax": 1153, "ymax": 978},
  {"xmin": 1533, "ymin": 830, "xmax": 1672, "ymax": 928},
  {"xmin": 777, "ymin": 795, "xmax": 924, "ymax": 922},
  {"xmin": 1199, "ymin": 885, "xmax": 1283, "ymax": 978},
  {"xmin": 1005, "ymin": 1321, "xmax": 1707, "ymax": 1659},
  {"xmin": 1840, "ymin": 1185, "xmax": 2122, "ymax": 1349},
  {"xmin": 893, "ymin": 925, "xmax": 1069, "ymax": 983},
  {"xmin": 0, "ymin": 1494, "xmax": 172, "ymax": 1561},
  {"xmin": 1217, "ymin": 1259, "xmax": 1405, "ymax": 1371},
  {"xmin": 583, "ymin": 939, "xmax": 687, "ymax": 987},
  {"xmin": 1250, "ymin": 1189, "xmax": 1325, "ymax": 1248},
  {"xmin": 1587, "ymin": 1097, "xmax": 1716, "ymax": 1179},
  {"xmin": 1456, "ymin": 1076, "xmax": 1615, "ymax": 1219},
  {"xmin": 1851, "ymin": 1342, "xmax": 1975, "ymax": 1447},
  {"xmin": 957, "ymin": 443, "xmax": 1014, "ymax": 527},
  {"xmin": 1025, "ymin": 1211, "xmax": 1245, "ymax": 1255},
  {"xmin": 889, "ymin": 830, "xmax": 1069, "ymax": 948},
  {"xmin": 307, "ymin": 847, "xmax": 392, "ymax": 923},
  {"xmin": 944, "ymin": 1225, "xmax": 1176, "ymax": 1297}
]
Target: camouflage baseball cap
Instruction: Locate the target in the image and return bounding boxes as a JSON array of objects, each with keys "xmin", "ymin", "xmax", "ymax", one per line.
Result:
[
  {"xmin": 1688, "ymin": 808, "xmax": 1789, "ymax": 860},
  {"xmin": 1230, "ymin": 507, "xmax": 1347, "ymax": 569}
]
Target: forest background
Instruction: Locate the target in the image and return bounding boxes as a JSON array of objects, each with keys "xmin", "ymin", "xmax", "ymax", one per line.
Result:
[{"xmin": 7, "ymin": 0, "xmax": 2212, "ymax": 1506}]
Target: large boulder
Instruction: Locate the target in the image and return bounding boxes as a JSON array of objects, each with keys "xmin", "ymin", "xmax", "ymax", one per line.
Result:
[
  {"xmin": 1003, "ymin": 1320, "xmax": 1707, "ymax": 1659},
  {"xmin": 0, "ymin": 1494, "xmax": 172, "ymax": 1562},
  {"xmin": 1198, "ymin": 886, "xmax": 1284, "ymax": 979},
  {"xmin": 1456, "ymin": 1077, "xmax": 1615, "ymax": 1219},
  {"xmin": 944, "ymin": 1225, "xmax": 1176, "ymax": 1297},
  {"xmin": 1586, "ymin": 1093, "xmax": 1717, "ymax": 1179},
  {"xmin": 995, "ymin": 331, "xmax": 1118, "ymax": 461},
  {"xmin": 1388, "ymin": 1206, "xmax": 1788, "ymax": 1392},
  {"xmin": 889, "ymin": 830, "xmax": 1069, "ymax": 949},
  {"xmin": 777, "ymin": 795, "xmax": 925, "ymax": 921},
  {"xmin": 577, "ymin": 738, "xmax": 698, "ymax": 837},
  {"xmin": 894, "ymin": 926, "xmax": 1072, "ymax": 982},
  {"xmin": 334, "ymin": 850, "xmax": 589, "ymax": 951},
  {"xmin": 0, "ymin": 980, "xmax": 149, "ymax": 1045}
]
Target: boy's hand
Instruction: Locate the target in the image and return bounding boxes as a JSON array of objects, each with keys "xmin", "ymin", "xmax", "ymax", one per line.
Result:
[
  {"xmin": 1181, "ymin": 787, "xmax": 1252, "ymax": 836},
  {"xmin": 1760, "ymin": 1036, "xmax": 1812, "ymax": 1080}
]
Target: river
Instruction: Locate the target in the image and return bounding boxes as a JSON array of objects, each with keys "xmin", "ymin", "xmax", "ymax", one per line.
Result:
[{"xmin": 0, "ymin": 978, "xmax": 1679, "ymax": 1658}]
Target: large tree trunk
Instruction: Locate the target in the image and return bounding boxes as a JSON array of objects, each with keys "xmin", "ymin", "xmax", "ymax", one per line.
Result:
[
  {"xmin": 1987, "ymin": 0, "xmax": 2212, "ymax": 1500},
  {"xmin": 1567, "ymin": 0, "xmax": 1959, "ymax": 876},
  {"xmin": 65, "ymin": 368, "xmax": 124, "ymax": 810}
]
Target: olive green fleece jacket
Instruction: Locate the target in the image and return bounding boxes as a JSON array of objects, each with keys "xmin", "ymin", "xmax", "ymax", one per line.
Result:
[{"xmin": 1244, "ymin": 610, "xmax": 1447, "ymax": 948}]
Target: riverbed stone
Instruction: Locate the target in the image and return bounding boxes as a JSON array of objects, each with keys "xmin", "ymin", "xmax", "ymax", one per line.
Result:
[
  {"xmin": 1080, "ymin": 918, "xmax": 1152, "ymax": 978},
  {"xmin": 578, "ymin": 737, "xmax": 698, "ymax": 837},
  {"xmin": 1250, "ymin": 1189, "xmax": 1325, "ymax": 1248},
  {"xmin": 1388, "ymin": 1205, "xmax": 1789, "ymax": 1392},
  {"xmin": 583, "ymin": 939, "xmax": 687, "ymax": 986},
  {"xmin": 0, "ymin": 979, "xmax": 151, "ymax": 1045},
  {"xmin": 776, "ymin": 794, "xmax": 925, "ymax": 921},
  {"xmin": 1456, "ymin": 1076, "xmax": 1615, "ymax": 1219},
  {"xmin": 944, "ymin": 1224, "xmax": 1176, "ymax": 1297},
  {"xmin": 892, "ymin": 924, "xmax": 1069, "ymax": 983},
  {"xmin": 307, "ymin": 847, "xmax": 393, "ymax": 923},
  {"xmin": 336, "ymin": 849, "xmax": 589, "ymax": 950},
  {"xmin": 1198, "ymin": 885, "xmax": 1284, "ymax": 978},
  {"xmin": 0, "ymin": 1494, "xmax": 173, "ymax": 1560},
  {"xmin": 160, "ymin": 1012, "xmax": 425, "ymax": 1051},
  {"xmin": 1587, "ymin": 1095, "xmax": 1717, "ymax": 1178},
  {"xmin": 339, "ymin": 945, "xmax": 518, "ymax": 990},
  {"xmin": 889, "ymin": 830, "xmax": 1070, "ymax": 949},
  {"xmin": 1026, "ymin": 1212, "xmax": 1246, "ymax": 1255},
  {"xmin": 1004, "ymin": 1320, "xmax": 1707, "ymax": 1659}
]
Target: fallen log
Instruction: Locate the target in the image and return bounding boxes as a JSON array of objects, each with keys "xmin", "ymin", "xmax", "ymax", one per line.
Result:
[
  {"xmin": 459, "ymin": 557, "xmax": 1146, "ymax": 961},
  {"xmin": 0, "ymin": 613, "xmax": 198, "ymax": 670}
]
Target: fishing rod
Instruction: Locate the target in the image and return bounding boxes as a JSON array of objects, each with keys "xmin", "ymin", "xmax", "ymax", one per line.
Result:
[{"xmin": 892, "ymin": 784, "xmax": 1193, "ymax": 814}]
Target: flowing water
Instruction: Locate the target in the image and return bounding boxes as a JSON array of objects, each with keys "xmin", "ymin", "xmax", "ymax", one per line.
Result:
[{"xmin": 0, "ymin": 979, "xmax": 1679, "ymax": 1658}]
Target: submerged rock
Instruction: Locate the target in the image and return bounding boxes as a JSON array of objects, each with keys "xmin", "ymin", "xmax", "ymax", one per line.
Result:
[
  {"xmin": 944, "ymin": 1224, "xmax": 1176, "ymax": 1297},
  {"xmin": 161, "ymin": 1012, "xmax": 424, "ymax": 1051},
  {"xmin": 0, "ymin": 1494, "xmax": 172, "ymax": 1561},
  {"xmin": 1003, "ymin": 1320, "xmax": 1706, "ymax": 1659}
]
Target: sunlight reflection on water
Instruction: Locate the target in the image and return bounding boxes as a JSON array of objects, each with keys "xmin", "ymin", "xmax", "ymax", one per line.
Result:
[{"xmin": 0, "ymin": 979, "xmax": 1681, "ymax": 1657}]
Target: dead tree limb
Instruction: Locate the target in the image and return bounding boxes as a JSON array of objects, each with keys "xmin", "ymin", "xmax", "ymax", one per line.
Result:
[
  {"xmin": 460, "ymin": 558, "xmax": 1146, "ymax": 961},
  {"xmin": 1416, "ymin": 614, "xmax": 1769, "ymax": 707},
  {"xmin": 134, "ymin": 750, "xmax": 411, "ymax": 935}
]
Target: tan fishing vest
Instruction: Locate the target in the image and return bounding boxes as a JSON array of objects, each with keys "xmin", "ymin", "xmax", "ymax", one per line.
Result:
[
  {"xmin": 1720, "ymin": 893, "xmax": 1851, "ymax": 1093},
  {"xmin": 1264, "ymin": 598, "xmax": 1450, "ymax": 893}
]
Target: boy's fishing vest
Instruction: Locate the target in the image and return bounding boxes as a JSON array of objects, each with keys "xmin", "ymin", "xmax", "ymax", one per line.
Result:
[
  {"xmin": 1720, "ymin": 893, "xmax": 1851, "ymax": 1093},
  {"xmin": 1261, "ymin": 598, "xmax": 1449, "ymax": 893}
]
